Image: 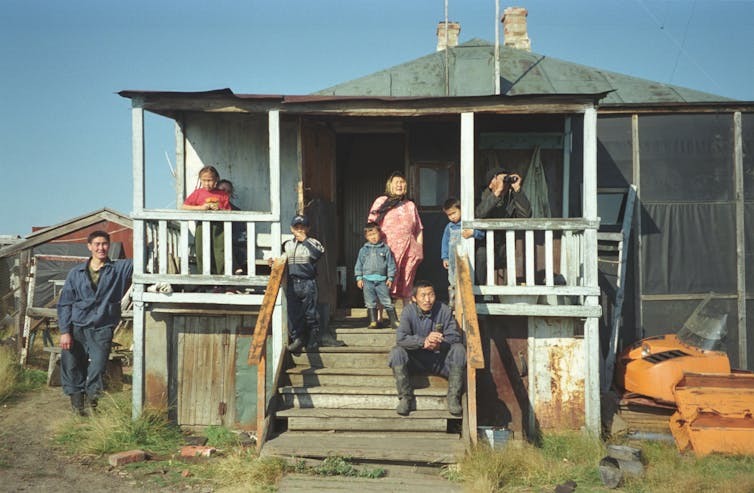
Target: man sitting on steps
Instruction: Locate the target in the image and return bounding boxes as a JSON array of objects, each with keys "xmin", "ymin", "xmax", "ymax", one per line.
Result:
[{"xmin": 387, "ymin": 280, "xmax": 466, "ymax": 416}]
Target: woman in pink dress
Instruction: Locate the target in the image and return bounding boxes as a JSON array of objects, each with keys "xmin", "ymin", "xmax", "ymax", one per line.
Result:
[{"xmin": 367, "ymin": 171, "xmax": 424, "ymax": 303}]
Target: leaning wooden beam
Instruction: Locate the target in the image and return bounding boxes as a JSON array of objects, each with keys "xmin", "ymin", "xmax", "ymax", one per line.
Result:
[
  {"xmin": 455, "ymin": 247, "xmax": 484, "ymax": 447},
  {"xmin": 248, "ymin": 256, "xmax": 287, "ymax": 365}
]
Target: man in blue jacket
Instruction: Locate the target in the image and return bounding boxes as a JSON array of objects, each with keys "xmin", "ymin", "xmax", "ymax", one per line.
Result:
[
  {"xmin": 57, "ymin": 230, "xmax": 133, "ymax": 415},
  {"xmin": 387, "ymin": 280, "xmax": 466, "ymax": 416}
]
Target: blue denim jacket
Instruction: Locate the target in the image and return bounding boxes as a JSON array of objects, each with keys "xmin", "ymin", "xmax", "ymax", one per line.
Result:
[
  {"xmin": 57, "ymin": 258, "xmax": 133, "ymax": 333},
  {"xmin": 354, "ymin": 241, "xmax": 396, "ymax": 282}
]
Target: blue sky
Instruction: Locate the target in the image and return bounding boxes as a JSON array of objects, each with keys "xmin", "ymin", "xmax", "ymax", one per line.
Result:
[{"xmin": 1, "ymin": 0, "xmax": 752, "ymax": 236}]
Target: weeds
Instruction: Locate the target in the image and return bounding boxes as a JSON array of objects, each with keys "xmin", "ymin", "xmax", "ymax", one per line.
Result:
[
  {"xmin": 310, "ymin": 456, "xmax": 386, "ymax": 478},
  {"xmin": 55, "ymin": 392, "xmax": 183, "ymax": 456},
  {"xmin": 0, "ymin": 345, "xmax": 46, "ymax": 402},
  {"xmin": 204, "ymin": 425, "xmax": 241, "ymax": 448}
]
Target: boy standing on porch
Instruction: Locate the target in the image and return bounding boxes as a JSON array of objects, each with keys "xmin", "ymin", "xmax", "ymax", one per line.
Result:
[
  {"xmin": 441, "ymin": 197, "xmax": 484, "ymax": 308},
  {"xmin": 281, "ymin": 214, "xmax": 325, "ymax": 354},
  {"xmin": 355, "ymin": 222, "xmax": 399, "ymax": 330}
]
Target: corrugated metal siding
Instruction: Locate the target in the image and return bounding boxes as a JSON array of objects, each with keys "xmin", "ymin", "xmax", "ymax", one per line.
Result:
[{"xmin": 339, "ymin": 134, "xmax": 404, "ymax": 307}]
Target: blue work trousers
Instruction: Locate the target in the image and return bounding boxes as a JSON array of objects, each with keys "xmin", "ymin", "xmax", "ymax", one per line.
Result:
[
  {"xmin": 388, "ymin": 342, "xmax": 466, "ymax": 378},
  {"xmin": 287, "ymin": 277, "xmax": 319, "ymax": 341},
  {"xmin": 61, "ymin": 324, "xmax": 114, "ymax": 399},
  {"xmin": 362, "ymin": 279, "xmax": 393, "ymax": 309}
]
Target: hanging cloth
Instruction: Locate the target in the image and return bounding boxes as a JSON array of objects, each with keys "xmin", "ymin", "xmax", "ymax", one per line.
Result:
[{"xmin": 522, "ymin": 145, "xmax": 551, "ymax": 218}]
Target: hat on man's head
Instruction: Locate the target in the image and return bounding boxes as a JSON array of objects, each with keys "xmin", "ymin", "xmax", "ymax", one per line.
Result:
[
  {"xmin": 291, "ymin": 214, "xmax": 309, "ymax": 227},
  {"xmin": 485, "ymin": 167, "xmax": 511, "ymax": 185}
]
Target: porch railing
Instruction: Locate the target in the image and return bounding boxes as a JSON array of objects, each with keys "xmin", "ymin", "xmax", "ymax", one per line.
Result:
[
  {"xmin": 464, "ymin": 217, "xmax": 601, "ymax": 318},
  {"xmin": 132, "ymin": 209, "xmax": 282, "ymax": 290}
]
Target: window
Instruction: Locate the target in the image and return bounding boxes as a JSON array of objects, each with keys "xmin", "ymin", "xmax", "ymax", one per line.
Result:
[{"xmin": 412, "ymin": 163, "xmax": 456, "ymax": 209}]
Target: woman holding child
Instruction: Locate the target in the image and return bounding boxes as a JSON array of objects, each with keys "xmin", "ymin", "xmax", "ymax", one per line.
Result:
[{"xmin": 367, "ymin": 171, "xmax": 424, "ymax": 303}]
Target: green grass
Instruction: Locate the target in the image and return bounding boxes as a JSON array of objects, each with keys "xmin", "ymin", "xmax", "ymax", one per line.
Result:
[
  {"xmin": 458, "ymin": 431, "xmax": 754, "ymax": 493},
  {"xmin": 204, "ymin": 425, "xmax": 242, "ymax": 448},
  {"xmin": 0, "ymin": 345, "xmax": 46, "ymax": 402},
  {"xmin": 54, "ymin": 393, "xmax": 184, "ymax": 456}
]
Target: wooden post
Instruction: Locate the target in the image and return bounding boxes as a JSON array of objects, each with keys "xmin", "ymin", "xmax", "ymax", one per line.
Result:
[
  {"xmin": 269, "ymin": 110, "xmax": 281, "ymax": 221},
  {"xmin": 632, "ymin": 114, "xmax": 643, "ymax": 341},
  {"xmin": 256, "ymin": 349, "xmax": 266, "ymax": 442},
  {"xmin": 582, "ymin": 106, "xmax": 600, "ymax": 434},
  {"xmin": 131, "ymin": 98, "xmax": 145, "ymax": 419},
  {"xmin": 461, "ymin": 112, "xmax": 475, "ymax": 270},
  {"xmin": 733, "ymin": 112, "xmax": 747, "ymax": 369}
]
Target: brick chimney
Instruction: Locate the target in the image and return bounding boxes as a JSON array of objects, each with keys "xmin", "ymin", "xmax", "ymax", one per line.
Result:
[
  {"xmin": 502, "ymin": 7, "xmax": 531, "ymax": 51},
  {"xmin": 436, "ymin": 21, "xmax": 461, "ymax": 51}
]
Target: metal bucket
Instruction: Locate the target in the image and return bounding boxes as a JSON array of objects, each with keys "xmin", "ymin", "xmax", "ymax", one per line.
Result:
[{"xmin": 478, "ymin": 426, "xmax": 512, "ymax": 449}]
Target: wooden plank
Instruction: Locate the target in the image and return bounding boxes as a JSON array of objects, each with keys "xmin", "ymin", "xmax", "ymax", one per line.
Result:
[
  {"xmin": 525, "ymin": 230, "xmax": 534, "ymax": 285},
  {"xmin": 461, "ymin": 112, "xmax": 475, "ymax": 274},
  {"xmin": 256, "ymin": 347, "xmax": 266, "ymax": 435},
  {"xmin": 257, "ymin": 345, "xmax": 286, "ymax": 449},
  {"xmin": 158, "ymin": 220, "xmax": 168, "ymax": 274},
  {"xmin": 139, "ymin": 292, "xmax": 264, "ymax": 306},
  {"xmin": 545, "ymin": 230, "xmax": 554, "ymax": 285},
  {"xmin": 269, "ymin": 110, "xmax": 280, "ymax": 220},
  {"xmin": 133, "ymin": 273, "xmax": 269, "ymax": 285},
  {"xmin": 277, "ymin": 408, "xmax": 455, "ymax": 419},
  {"xmin": 733, "ymin": 112, "xmax": 747, "ymax": 369},
  {"xmin": 131, "ymin": 284, "xmax": 145, "ymax": 418},
  {"xmin": 464, "ymin": 217, "xmax": 600, "ymax": 231},
  {"xmin": 506, "ymin": 230, "xmax": 516, "ymax": 285},
  {"xmin": 477, "ymin": 304, "xmax": 601, "ymax": 318},
  {"xmin": 132, "ymin": 100, "xmax": 145, "ymax": 211},
  {"xmin": 223, "ymin": 221, "xmax": 233, "ymax": 276},
  {"xmin": 454, "ymin": 251, "xmax": 484, "ymax": 369},
  {"xmin": 467, "ymin": 366, "xmax": 477, "ymax": 445},
  {"xmin": 246, "ymin": 222, "xmax": 256, "ymax": 276},
  {"xmin": 287, "ymin": 416, "xmax": 447, "ymax": 432},
  {"xmin": 632, "ymin": 114, "xmax": 644, "ymax": 341},
  {"xmin": 131, "ymin": 209, "xmax": 277, "ymax": 222},
  {"xmin": 248, "ymin": 256, "xmax": 286, "ymax": 365},
  {"xmin": 485, "ymin": 230, "xmax": 494, "ymax": 287},
  {"xmin": 179, "ymin": 221, "xmax": 189, "ymax": 275},
  {"xmin": 20, "ymin": 257, "xmax": 37, "ymax": 365}
]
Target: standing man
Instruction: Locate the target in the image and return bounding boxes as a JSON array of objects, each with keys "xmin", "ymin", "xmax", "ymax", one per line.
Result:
[
  {"xmin": 388, "ymin": 280, "xmax": 466, "ymax": 416},
  {"xmin": 474, "ymin": 167, "xmax": 532, "ymax": 284},
  {"xmin": 57, "ymin": 231, "xmax": 133, "ymax": 415}
]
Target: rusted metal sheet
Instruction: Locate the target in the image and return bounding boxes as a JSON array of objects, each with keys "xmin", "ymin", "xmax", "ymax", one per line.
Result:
[
  {"xmin": 530, "ymin": 317, "xmax": 586, "ymax": 430},
  {"xmin": 479, "ymin": 315, "xmax": 529, "ymax": 436}
]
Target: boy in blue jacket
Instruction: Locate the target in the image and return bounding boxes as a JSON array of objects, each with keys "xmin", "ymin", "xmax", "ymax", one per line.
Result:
[
  {"xmin": 355, "ymin": 222, "xmax": 399, "ymax": 330},
  {"xmin": 441, "ymin": 197, "xmax": 484, "ymax": 308}
]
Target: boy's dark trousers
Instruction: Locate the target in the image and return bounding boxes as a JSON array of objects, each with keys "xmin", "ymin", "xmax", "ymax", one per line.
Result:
[{"xmin": 287, "ymin": 277, "xmax": 320, "ymax": 342}]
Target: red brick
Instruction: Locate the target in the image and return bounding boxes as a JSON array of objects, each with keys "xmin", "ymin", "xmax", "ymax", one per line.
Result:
[
  {"xmin": 180, "ymin": 445, "xmax": 217, "ymax": 458},
  {"xmin": 108, "ymin": 450, "xmax": 146, "ymax": 467}
]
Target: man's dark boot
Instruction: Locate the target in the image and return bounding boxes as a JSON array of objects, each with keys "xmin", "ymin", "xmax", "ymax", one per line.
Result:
[
  {"xmin": 319, "ymin": 325, "xmax": 346, "ymax": 347},
  {"xmin": 386, "ymin": 308, "xmax": 400, "ymax": 330},
  {"xmin": 447, "ymin": 366, "xmax": 464, "ymax": 416},
  {"xmin": 88, "ymin": 396, "xmax": 99, "ymax": 414},
  {"xmin": 367, "ymin": 308, "xmax": 379, "ymax": 329},
  {"xmin": 392, "ymin": 365, "xmax": 414, "ymax": 416},
  {"xmin": 70, "ymin": 392, "xmax": 86, "ymax": 416},
  {"xmin": 287, "ymin": 337, "xmax": 305, "ymax": 355},
  {"xmin": 306, "ymin": 329, "xmax": 320, "ymax": 352}
]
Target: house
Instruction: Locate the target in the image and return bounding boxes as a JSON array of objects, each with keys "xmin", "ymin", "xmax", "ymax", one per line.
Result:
[
  {"xmin": 118, "ymin": 8, "xmax": 753, "ymax": 447},
  {"xmin": 0, "ymin": 208, "xmax": 133, "ymax": 363}
]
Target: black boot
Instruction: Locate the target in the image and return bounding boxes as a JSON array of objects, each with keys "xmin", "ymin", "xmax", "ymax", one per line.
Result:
[
  {"xmin": 447, "ymin": 366, "xmax": 464, "ymax": 416},
  {"xmin": 306, "ymin": 329, "xmax": 320, "ymax": 352},
  {"xmin": 386, "ymin": 308, "xmax": 400, "ymax": 330},
  {"xmin": 70, "ymin": 392, "xmax": 86, "ymax": 416},
  {"xmin": 367, "ymin": 308, "xmax": 379, "ymax": 329},
  {"xmin": 392, "ymin": 365, "xmax": 414, "ymax": 416},
  {"xmin": 88, "ymin": 395, "xmax": 99, "ymax": 414},
  {"xmin": 287, "ymin": 337, "xmax": 305, "ymax": 355},
  {"xmin": 319, "ymin": 325, "xmax": 346, "ymax": 347}
]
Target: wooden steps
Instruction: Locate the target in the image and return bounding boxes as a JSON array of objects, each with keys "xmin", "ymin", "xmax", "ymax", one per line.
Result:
[
  {"xmin": 263, "ymin": 317, "xmax": 464, "ymax": 467},
  {"xmin": 262, "ymin": 431, "xmax": 465, "ymax": 464}
]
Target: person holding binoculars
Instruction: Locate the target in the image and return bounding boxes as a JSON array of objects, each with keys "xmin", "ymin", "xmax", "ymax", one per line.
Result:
[{"xmin": 473, "ymin": 167, "xmax": 532, "ymax": 285}]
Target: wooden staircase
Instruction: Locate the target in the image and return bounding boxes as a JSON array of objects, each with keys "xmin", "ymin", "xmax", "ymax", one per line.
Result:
[{"xmin": 261, "ymin": 318, "xmax": 466, "ymax": 466}]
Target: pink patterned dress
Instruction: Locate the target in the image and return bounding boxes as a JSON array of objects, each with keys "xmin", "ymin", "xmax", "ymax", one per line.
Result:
[{"xmin": 368, "ymin": 196, "xmax": 424, "ymax": 300}]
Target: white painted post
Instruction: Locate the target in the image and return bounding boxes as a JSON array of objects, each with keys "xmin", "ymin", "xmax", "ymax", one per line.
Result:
[
  {"xmin": 461, "ymin": 113, "xmax": 475, "ymax": 272},
  {"xmin": 506, "ymin": 230, "xmax": 515, "ymax": 286},
  {"xmin": 545, "ymin": 230, "xmax": 554, "ymax": 286},
  {"xmin": 224, "ymin": 221, "xmax": 233, "ymax": 276},
  {"xmin": 247, "ymin": 222, "xmax": 256, "ymax": 276},
  {"xmin": 158, "ymin": 220, "xmax": 168, "ymax": 275},
  {"xmin": 131, "ymin": 98, "xmax": 145, "ymax": 419},
  {"xmin": 269, "ymin": 109, "xmax": 282, "ymax": 372},
  {"xmin": 179, "ymin": 222, "xmax": 189, "ymax": 275},
  {"xmin": 269, "ymin": 110, "xmax": 281, "ymax": 221},
  {"xmin": 525, "ymin": 230, "xmax": 534, "ymax": 286},
  {"xmin": 734, "ymin": 112, "xmax": 747, "ymax": 369},
  {"xmin": 582, "ymin": 106, "xmax": 600, "ymax": 434}
]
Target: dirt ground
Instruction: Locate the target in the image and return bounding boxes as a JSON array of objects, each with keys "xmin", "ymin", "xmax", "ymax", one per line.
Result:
[{"xmin": 0, "ymin": 385, "xmax": 163, "ymax": 493}]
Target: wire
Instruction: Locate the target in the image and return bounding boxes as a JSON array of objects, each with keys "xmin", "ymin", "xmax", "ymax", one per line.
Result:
[
  {"xmin": 668, "ymin": 0, "xmax": 696, "ymax": 83},
  {"xmin": 634, "ymin": 0, "xmax": 724, "ymax": 94}
]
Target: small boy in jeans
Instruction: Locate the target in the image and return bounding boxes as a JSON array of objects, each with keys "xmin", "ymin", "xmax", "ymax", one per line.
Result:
[
  {"xmin": 441, "ymin": 198, "xmax": 484, "ymax": 308},
  {"xmin": 282, "ymin": 214, "xmax": 325, "ymax": 354},
  {"xmin": 355, "ymin": 222, "xmax": 399, "ymax": 330}
]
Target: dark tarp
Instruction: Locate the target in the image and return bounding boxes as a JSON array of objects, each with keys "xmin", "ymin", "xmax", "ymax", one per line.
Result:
[{"xmin": 30, "ymin": 242, "xmax": 124, "ymax": 309}]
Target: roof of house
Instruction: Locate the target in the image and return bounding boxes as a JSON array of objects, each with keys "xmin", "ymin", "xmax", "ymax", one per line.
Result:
[
  {"xmin": 0, "ymin": 208, "xmax": 132, "ymax": 258},
  {"xmin": 315, "ymin": 39, "xmax": 732, "ymax": 104}
]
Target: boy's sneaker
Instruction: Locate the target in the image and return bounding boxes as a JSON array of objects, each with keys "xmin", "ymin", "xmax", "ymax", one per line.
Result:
[{"xmin": 287, "ymin": 338, "xmax": 304, "ymax": 355}]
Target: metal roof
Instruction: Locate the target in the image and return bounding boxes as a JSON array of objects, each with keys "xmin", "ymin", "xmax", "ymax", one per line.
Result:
[{"xmin": 315, "ymin": 39, "xmax": 732, "ymax": 104}]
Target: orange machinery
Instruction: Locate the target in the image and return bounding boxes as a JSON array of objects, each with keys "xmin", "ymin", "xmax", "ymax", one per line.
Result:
[{"xmin": 615, "ymin": 295, "xmax": 754, "ymax": 455}]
